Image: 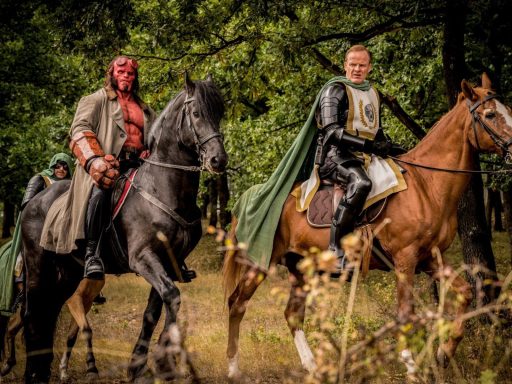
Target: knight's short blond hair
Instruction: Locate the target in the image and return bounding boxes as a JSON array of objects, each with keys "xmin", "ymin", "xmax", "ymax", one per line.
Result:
[{"xmin": 344, "ymin": 45, "xmax": 372, "ymax": 63}]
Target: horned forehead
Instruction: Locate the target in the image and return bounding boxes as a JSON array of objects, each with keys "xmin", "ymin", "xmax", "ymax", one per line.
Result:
[{"xmin": 114, "ymin": 57, "xmax": 138, "ymax": 70}]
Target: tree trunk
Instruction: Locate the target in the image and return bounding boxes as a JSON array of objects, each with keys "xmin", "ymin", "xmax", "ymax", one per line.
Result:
[
  {"xmin": 1, "ymin": 201, "xmax": 15, "ymax": 238},
  {"xmin": 502, "ymin": 190, "xmax": 512, "ymax": 267},
  {"xmin": 208, "ymin": 176, "xmax": 219, "ymax": 228},
  {"xmin": 457, "ymin": 168, "xmax": 499, "ymax": 306},
  {"xmin": 485, "ymin": 188, "xmax": 492, "ymax": 236},
  {"xmin": 443, "ymin": 0, "xmax": 498, "ymax": 305},
  {"xmin": 485, "ymin": 188, "xmax": 504, "ymax": 232},
  {"xmin": 203, "ymin": 173, "xmax": 231, "ymax": 231},
  {"xmin": 494, "ymin": 190, "xmax": 504, "ymax": 231},
  {"xmin": 218, "ymin": 172, "xmax": 231, "ymax": 230}
]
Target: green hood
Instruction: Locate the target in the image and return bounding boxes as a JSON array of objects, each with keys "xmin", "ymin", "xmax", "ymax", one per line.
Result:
[{"xmin": 39, "ymin": 152, "xmax": 74, "ymax": 180}]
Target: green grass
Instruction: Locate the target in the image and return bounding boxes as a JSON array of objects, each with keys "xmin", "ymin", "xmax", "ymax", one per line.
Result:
[{"xmin": 0, "ymin": 227, "xmax": 511, "ymax": 383}]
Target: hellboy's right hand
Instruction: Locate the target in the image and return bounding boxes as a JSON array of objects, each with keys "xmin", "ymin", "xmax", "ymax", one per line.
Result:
[{"xmin": 88, "ymin": 155, "xmax": 120, "ymax": 189}]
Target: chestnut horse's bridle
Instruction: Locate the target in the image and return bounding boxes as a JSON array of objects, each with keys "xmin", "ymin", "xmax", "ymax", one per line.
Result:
[
  {"xmin": 467, "ymin": 94, "xmax": 512, "ymax": 162},
  {"xmin": 391, "ymin": 93, "xmax": 512, "ymax": 173}
]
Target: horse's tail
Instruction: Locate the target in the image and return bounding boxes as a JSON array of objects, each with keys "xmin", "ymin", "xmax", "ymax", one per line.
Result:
[{"xmin": 222, "ymin": 216, "xmax": 245, "ymax": 304}]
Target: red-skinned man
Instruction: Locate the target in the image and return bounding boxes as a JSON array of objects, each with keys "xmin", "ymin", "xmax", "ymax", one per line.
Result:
[{"xmin": 40, "ymin": 56, "xmax": 157, "ymax": 279}]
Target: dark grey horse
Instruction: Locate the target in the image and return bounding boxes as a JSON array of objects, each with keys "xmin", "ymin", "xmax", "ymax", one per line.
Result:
[{"xmin": 20, "ymin": 75, "xmax": 227, "ymax": 383}]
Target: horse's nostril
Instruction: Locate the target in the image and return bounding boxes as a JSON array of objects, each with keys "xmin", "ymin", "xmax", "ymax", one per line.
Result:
[{"xmin": 209, "ymin": 154, "xmax": 227, "ymax": 171}]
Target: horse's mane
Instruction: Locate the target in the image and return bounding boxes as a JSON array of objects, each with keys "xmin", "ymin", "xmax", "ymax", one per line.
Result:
[{"xmin": 147, "ymin": 80, "xmax": 225, "ymax": 151}]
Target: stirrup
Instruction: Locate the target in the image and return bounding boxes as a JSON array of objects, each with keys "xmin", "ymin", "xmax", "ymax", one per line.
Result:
[
  {"xmin": 84, "ymin": 257, "xmax": 105, "ymax": 280},
  {"xmin": 328, "ymin": 245, "xmax": 351, "ymax": 279}
]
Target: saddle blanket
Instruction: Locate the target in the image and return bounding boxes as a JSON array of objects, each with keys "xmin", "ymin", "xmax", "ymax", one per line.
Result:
[{"xmin": 293, "ymin": 155, "xmax": 407, "ymax": 212}]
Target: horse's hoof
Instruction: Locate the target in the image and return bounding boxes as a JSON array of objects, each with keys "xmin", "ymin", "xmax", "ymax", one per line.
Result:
[
  {"xmin": 59, "ymin": 370, "xmax": 70, "ymax": 383},
  {"xmin": 1, "ymin": 362, "xmax": 14, "ymax": 376},
  {"xmin": 227, "ymin": 366, "xmax": 243, "ymax": 383},
  {"xmin": 85, "ymin": 371, "xmax": 99, "ymax": 381},
  {"xmin": 227, "ymin": 371, "xmax": 244, "ymax": 383},
  {"xmin": 436, "ymin": 347, "xmax": 450, "ymax": 368},
  {"xmin": 127, "ymin": 364, "xmax": 151, "ymax": 383},
  {"xmin": 133, "ymin": 371, "xmax": 154, "ymax": 384}
]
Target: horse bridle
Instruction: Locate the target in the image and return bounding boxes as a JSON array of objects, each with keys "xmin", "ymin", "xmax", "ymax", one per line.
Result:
[
  {"xmin": 467, "ymin": 93, "xmax": 512, "ymax": 163},
  {"xmin": 390, "ymin": 93, "xmax": 512, "ymax": 173},
  {"xmin": 143, "ymin": 94, "xmax": 222, "ymax": 172}
]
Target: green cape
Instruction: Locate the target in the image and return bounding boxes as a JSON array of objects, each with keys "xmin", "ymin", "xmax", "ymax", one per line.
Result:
[
  {"xmin": 233, "ymin": 77, "xmax": 370, "ymax": 269},
  {"xmin": 0, "ymin": 153, "xmax": 73, "ymax": 315}
]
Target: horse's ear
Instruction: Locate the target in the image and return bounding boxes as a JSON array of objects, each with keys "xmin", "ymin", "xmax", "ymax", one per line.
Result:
[
  {"xmin": 481, "ymin": 72, "xmax": 492, "ymax": 90},
  {"xmin": 184, "ymin": 71, "xmax": 195, "ymax": 95},
  {"xmin": 461, "ymin": 79, "xmax": 477, "ymax": 101},
  {"xmin": 206, "ymin": 73, "xmax": 213, "ymax": 83}
]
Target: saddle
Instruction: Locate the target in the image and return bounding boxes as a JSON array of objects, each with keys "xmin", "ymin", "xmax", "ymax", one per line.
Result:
[
  {"xmin": 306, "ymin": 180, "xmax": 387, "ymax": 228},
  {"xmin": 301, "ymin": 180, "xmax": 392, "ymax": 277}
]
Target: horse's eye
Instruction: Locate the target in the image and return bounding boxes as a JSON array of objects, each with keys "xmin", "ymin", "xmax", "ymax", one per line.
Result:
[
  {"xmin": 193, "ymin": 111, "xmax": 200, "ymax": 118},
  {"xmin": 484, "ymin": 108, "xmax": 496, "ymax": 119}
]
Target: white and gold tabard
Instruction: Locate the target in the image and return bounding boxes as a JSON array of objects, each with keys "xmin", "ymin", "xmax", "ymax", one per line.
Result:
[{"xmin": 345, "ymin": 86, "xmax": 380, "ymax": 139}]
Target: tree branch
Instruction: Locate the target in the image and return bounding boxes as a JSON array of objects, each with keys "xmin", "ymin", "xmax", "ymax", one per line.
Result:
[
  {"xmin": 378, "ymin": 91, "xmax": 426, "ymax": 139},
  {"xmin": 303, "ymin": 16, "xmax": 443, "ymax": 46}
]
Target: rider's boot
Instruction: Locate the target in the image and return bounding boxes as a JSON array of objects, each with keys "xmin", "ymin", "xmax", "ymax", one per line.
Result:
[
  {"xmin": 84, "ymin": 187, "xmax": 106, "ymax": 280},
  {"xmin": 328, "ymin": 200, "xmax": 358, "ymax": 278}
]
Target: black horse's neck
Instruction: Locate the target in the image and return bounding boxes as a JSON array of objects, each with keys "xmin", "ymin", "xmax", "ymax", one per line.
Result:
[{"xmin": 138, "ymin": 91, "xmax": 202, "ymax": 218}]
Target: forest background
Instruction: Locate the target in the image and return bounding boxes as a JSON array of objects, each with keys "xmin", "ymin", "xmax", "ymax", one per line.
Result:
[{"xmin": 1, "ymin": 0, "xmax": 512, "ymax": 290}]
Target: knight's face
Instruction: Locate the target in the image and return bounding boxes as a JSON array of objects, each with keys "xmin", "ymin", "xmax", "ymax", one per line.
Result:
[
  {"xmin": 344, "ymin": 51, "xmax": 372, "ymax": 84},
  {"xmin": 112, "ymin": 57, "xmax": 137, "ymax": 93}
]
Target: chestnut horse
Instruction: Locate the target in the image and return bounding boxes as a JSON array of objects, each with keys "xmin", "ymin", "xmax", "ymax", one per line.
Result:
[{"xmin": 223, "ymin": 74, "xmax": 512, "ymax": 379}]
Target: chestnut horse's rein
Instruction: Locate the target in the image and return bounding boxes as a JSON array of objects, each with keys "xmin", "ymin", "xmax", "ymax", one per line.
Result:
[{"xmin": 389, "ymin": 156, "xmax": 512, "ymax": 174}]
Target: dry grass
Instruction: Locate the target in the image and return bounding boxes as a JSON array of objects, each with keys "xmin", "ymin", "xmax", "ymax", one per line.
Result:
[{"xmin": 1, "ymin": 229, "xmax": 511, "ymax": 383}]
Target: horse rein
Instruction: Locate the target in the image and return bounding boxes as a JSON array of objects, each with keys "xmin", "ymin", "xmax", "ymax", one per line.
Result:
[{"xmin": 391, "ymin": 94, "xmax": 512, "ymax": 174}]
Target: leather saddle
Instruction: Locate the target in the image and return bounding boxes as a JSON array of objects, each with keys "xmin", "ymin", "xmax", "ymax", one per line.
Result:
[{"xmin": 306, "ymin": 180, "xmax": 386, "ymax": 228}]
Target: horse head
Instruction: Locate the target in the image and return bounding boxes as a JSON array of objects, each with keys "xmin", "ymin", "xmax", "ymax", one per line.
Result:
[
  {"xmin": 461, "ymin": 73, "xmax": 512, "ymax": 163},
  {"xmin": 147, "ymin": 74, "xmax": 228, "ymax": 174},
  {"xmin": 179, "ymin": 73, "xmax": 228, "ymax": 173}
]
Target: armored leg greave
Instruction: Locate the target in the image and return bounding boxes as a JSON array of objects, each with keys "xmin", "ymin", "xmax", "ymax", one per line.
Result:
[
  {"xmin": 84, "ymin": 186, "xmax": 106, "ymax": 280},
  {"xmin": 329, "ymin": 166, "xmax": 372, "ymax": 271}
]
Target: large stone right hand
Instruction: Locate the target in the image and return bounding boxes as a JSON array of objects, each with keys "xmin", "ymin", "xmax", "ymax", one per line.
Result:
[{"xmin": 88, "ymin": 155, "xmax": 120, "ymax": 189}]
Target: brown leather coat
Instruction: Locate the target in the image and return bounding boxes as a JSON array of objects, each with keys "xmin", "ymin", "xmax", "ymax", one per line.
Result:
[{"xmin": 40, "ymin": 87, "xmax": 156, "ymax": 254}]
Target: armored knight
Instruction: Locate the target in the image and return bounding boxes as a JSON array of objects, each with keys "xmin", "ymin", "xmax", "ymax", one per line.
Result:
[{"xmin": 315, "ymin": 45, "xmax": 393, "ymax": 273}]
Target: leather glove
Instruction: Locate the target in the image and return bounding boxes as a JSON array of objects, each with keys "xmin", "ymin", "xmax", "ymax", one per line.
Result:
[
  {"xmin": 371, "ymin": 139, "xmax": 393, "ymax": 157},
  {"xmin": 389, "ymin": 144, "xmax": 407, "ymax": 156},
  {"xmin": 88, "ymin": 154, "xmax": 120, "ymax": 189}
]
